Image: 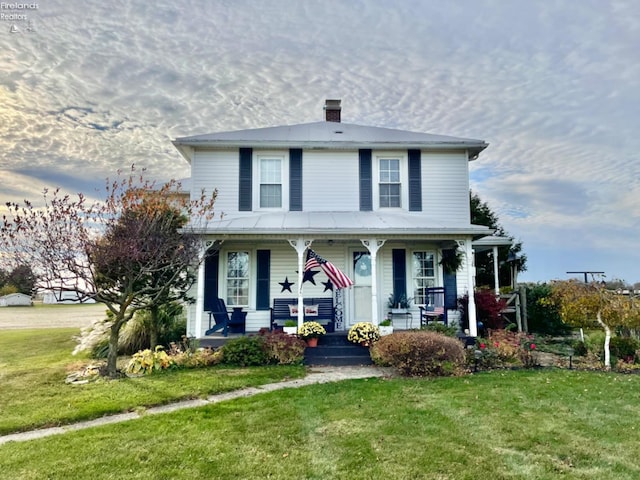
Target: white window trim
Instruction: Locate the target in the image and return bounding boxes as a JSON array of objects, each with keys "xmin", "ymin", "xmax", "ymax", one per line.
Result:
[
  {"xmin": 410, "ymin": 249, "xmax": 438, "ymax": 306},
  {"xmin": 373, "ymin": 152, "xmax": 408, "ymax": 210},
  {"xmin": 221, "ymin": 249, "xmax": 255, "ymax": 308},
  {"xmin": 253, "ymin": 151, "xmax": 289, "ymax": 211}
]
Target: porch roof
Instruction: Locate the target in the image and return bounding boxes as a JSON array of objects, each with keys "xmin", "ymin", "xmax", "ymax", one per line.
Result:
[
  {"xmin": 191, "ymin": 211, "xmax": 493, "ymax": 239},
  {"xmin": 472, "ymin": 235, "xmax": 513, "ymax": 252}
]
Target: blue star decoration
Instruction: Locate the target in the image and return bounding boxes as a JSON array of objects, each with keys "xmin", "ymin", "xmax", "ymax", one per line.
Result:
[
  {"xmin": 302, "ymin": 269, "xmax": 320, "ymax": 285},
  {"xmin": 279, "ymin": 277, "xmax": 294, "ymax": 293},
  {"xmin": 322, "ymin": 280, "xmax": 333, "ymax": 292}
]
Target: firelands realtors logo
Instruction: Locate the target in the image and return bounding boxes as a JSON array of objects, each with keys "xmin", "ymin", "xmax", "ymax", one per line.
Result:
[{"xmin": 1, "ymin": 2, "xmax": 39, "ymax": 33}]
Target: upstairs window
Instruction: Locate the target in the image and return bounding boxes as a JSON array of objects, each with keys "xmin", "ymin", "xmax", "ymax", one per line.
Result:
[
  {"xmin": 259, "ymin": 158, "xmax": 282, "ymax": 208},
  {"xmin": 379, "ymin": 158, "xmax": 401, "ymax": 207}
]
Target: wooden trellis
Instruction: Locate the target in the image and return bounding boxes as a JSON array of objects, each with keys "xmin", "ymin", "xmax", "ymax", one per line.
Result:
[{"xmin": 499, "ymin": 286, "xmax": 528, "ymax": 332}]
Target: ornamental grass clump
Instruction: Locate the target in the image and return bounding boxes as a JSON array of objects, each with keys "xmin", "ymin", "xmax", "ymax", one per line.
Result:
[
  {"xmin": 370, "ymin": 331, "xmax": 465, "ymax": 377},
  {"xmin": 347, "ymin": 322, "xmax": 380, "ymax": 346},
  {"xmin": 297, "ymin": 321, "xmax": 326, "ymax": 340}
]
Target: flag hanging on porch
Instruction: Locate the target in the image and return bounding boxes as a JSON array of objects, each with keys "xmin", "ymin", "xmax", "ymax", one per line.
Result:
[{"xmin": 305, "ymin": 249, "xmax": 354, "ymax": 289}]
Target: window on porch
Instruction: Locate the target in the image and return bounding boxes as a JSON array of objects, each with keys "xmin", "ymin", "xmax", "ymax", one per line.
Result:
[
  {"xmin": 412, "ymin": 251, "xmax": 436, "ymax": 305},
  {"xmin": 226, "ymin": 251, "xmax": 249, "ymax": 306}
]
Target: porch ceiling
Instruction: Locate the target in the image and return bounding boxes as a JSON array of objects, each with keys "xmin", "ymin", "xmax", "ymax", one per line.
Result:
[{"xmin": 190, "ymin": 211, "xmax": 493, "ymax": 239}]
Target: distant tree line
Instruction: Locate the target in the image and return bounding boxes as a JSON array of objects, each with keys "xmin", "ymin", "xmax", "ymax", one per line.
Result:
[{"xmin": 0, "ymin": 265, "xmax": 36, "ymax": 296}]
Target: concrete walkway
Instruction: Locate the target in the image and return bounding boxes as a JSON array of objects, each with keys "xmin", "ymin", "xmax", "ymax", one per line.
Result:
[{"xmin": 0, "ymin": 366, "xmax": 387, "ymax": 446}]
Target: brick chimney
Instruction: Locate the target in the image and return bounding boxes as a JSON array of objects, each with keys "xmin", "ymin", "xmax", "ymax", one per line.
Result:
[{"xmin": 324, "ymin": 99, "xmax": 341, "ymax": 122}]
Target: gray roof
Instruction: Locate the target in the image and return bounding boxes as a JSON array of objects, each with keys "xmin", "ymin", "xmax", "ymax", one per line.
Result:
[
  {"xmin": 472, "ymin": 235, "xmax": 513, "ymax": 252},
  {"xmin": 174, "ymin": 121, "xmax": 488, "ymax": 160},
  {"xmin": 190, "ymin": 211, "xmax": 493, "ymax": 239}
]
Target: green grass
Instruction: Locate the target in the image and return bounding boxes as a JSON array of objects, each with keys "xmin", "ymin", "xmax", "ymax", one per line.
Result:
[
  {"xmin": 0, "ymin": 328, "xmax": 305, "ymax": 434},
  {"xmin": 2, "ymin": 370, "xmax": 640, "ymax": 479},
  {"xmin": 3, "ymin": 329, "xmax": 640, "ymax": 479}
]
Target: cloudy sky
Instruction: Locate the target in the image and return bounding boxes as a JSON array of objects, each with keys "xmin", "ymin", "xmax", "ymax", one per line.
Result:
[{"xmin": 1, "ymin": 0, "xmax": 638, "ymax": 284}]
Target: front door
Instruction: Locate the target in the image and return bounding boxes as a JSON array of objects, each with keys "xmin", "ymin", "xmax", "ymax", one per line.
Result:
[{"xmin": 349, "ymin": 251, "xmax": 372, "ymax": 326}]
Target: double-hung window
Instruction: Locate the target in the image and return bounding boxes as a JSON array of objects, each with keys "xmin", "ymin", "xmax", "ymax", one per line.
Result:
[
  {"xmin": 412, "ymin": 251, "xmax": 435, "ymax": 305},
  {"xmin": 259, "ymin": 158, "xmax": 282, "ymax": 208},
  {"xmin": 226, "ymin": 251, "xmax": 249, "ymax": 306},
  {"xmin": 379, "ymin": 158, "xmax": 401, "ymax": 207}
]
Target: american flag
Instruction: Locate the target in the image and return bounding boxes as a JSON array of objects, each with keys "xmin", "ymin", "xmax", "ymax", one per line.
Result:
[{"xmin": 305, "ymin": 249, "xmax": 354, "ymax": 289}]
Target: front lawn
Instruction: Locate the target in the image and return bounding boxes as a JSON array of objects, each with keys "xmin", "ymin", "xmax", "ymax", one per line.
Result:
[
  {"xmin": 2, "ymin": 370, "xmax": 640, "ymax": 479},
  {"xmin": 0, "ymin": 328, "xmax": 304, "ymax": 434}
]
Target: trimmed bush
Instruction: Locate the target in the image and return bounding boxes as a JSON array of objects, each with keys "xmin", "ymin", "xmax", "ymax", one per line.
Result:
[
  {"xmin": 259, "ymin": 330, "xmax": 306, "ymax": 365},
  {"xmin": 221, "ymin": 336, "xmax": 269, "ymax": 366},
  {"xmin": 526, "ymin": 283, "xmax": 571, "ymax": 335},
  {"xmin": 370, "ymin": 331, "xmax": 465, "ymax": 377},
  {"xmin": 421, "ymin": 323, "xmax": 458, "ymax": 337},
  {"xmin": 610, "ymin": 336, "xmax": 639, "ymax": 362}
]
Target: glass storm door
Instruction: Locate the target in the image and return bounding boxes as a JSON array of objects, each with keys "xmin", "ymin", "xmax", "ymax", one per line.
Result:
[{"xmin": 350, "ymin": 251, "xmax": 372, "ymax": 325}]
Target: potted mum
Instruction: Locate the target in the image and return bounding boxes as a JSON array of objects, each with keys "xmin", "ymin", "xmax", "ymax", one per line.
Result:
[
  {"xmin": 348, "ymin": 322, "xmax": 380, "ymax": 347},
  {"xmin": 298, "ymin": 321, "xmax": 326, "ymax": 347}
]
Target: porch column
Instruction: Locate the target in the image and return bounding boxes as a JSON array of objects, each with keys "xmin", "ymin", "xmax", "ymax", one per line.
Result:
[
  {"xmin": 194, "ymin": 243, "xmax": 207, "ymax": 339},
  {"xmin": 361, "ymin": 238, "xmax": 385, "ymax": 326},
  {"xmin": 493, "ymin": 246, "xmax": 500, "ymax": 295},
  {"xmin": 288, "ymin": 238, "xmax": 312, "ymax": 329},
  {"xmin": 463, "ymin": 239, "xmax": 478, "ymax": 337}
]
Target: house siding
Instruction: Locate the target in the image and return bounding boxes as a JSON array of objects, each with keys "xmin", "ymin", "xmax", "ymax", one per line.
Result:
[
  {"xmin": 191, "ymin": 150, "xmax": 239, "ymax": 215},
  {"xmin": 303, "ymin": 150, "xmax": 359, "ymax": 211},
  {"xmin": 422, "ymin": 151, "xmax": 470, "ymax": 224}
]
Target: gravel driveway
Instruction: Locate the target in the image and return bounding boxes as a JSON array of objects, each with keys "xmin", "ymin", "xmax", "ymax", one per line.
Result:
[{"xmin": 0, "ymin": 304, "xmax": 107, "ymax": 330}]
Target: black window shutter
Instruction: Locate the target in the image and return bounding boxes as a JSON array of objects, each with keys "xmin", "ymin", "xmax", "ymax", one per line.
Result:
[
  {"xmin": 239, "ymin": 148, "xmax": 253, "ymax": 211},
  {"xmin": 392, "ymin": 249, "xmax": 407, "ymax": 302},
  {"xmin": 256, "ymin": 250, "xmax": 271, "ymax": 310},
  {"xmin": 204, "ymin": 251, "xmax": 219, "ymax": 311},
  {"xmin": 359, "ymin": 149, "xmax": 373, "ymax": 211},
  {"xmin": 442, "ymin": 249, "xmax": 458, "ymax": 309},
  {"xmin": 289, "ymin": 148, "xmax": 303, "ymax": 211},
  {"xmin": 408, "ymin": 149, "xmax": 422, "ymax": 211}
]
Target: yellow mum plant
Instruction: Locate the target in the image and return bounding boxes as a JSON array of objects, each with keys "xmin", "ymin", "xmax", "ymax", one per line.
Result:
[
  {"xmin": 297, "ymin": 321, "xmax": 326, "ymax": 339},
  {"xmin": 348, "ymin": 322, "xmax": 380, "ymax": 346}
]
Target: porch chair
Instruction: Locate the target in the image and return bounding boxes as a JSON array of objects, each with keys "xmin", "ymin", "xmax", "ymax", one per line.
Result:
[
  {"xmin": 419, "ymin": 287, "xmax": 447, "ymax": 327},
  {"xmin": 205, "ymin": 298, "xmax": 246, "ymax": 336}
]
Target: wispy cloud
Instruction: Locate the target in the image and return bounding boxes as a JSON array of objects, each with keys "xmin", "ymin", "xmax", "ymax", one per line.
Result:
[{"xmin": 0, "ymin": 0, "xmax": 638, "ymax": 282}]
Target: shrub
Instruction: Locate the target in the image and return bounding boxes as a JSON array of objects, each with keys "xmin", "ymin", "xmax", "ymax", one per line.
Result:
[
  {"xmin": 584, "ymin": 331, "xmax": 606, "ymax": 358},
  {"xmin": 421, "ymin": 322, "xmax": 458, "ymax": 337},
  {"xmin": 167, "ymin": 341, "xmax": 223, "ymax": 368},
  {"xmin": 571, "ymin": 339, "xmax": 588, "ymax": 357},
  {"xmin": 259, "ymin": 330, "xmax": 306, "ymax": 365},
  {"xmin": 610, "ymin": 336, "xmax": 639, "ymax": 362},
  {"xmin": 125, "ymin": 346, "xmax": 174, "ymax": 376},
  {"xmin": 221, "ymin": 336, "xmax": 269, "ymax": 366},
  {"xmin": 473, "ymin": 330, "xmax": 539, "ymax": 369},
  {"xmin": 370, "ymin": 331, "xmax": 465, "ymax": 377},
  {"xmin": 73, "ymin": 303, "xmax": 187, "ymax": 358},
  {"xmin": 526, "ymin": 283, "xmax": 571, "ymax": 335},
  {"xmin": 458, "ymin": 289, "xmax": 507, "ymax": 332}
]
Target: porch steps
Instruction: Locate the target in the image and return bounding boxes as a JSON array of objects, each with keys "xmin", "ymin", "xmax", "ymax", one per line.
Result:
[{"xmin": 304, "ymin": 333, "xmax": 373, "ymax": 367}]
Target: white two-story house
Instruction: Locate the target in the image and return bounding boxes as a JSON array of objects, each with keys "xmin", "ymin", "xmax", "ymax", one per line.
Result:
[{"xmin": 173, "ymin": 100, "xmax": 496, "ymax": 339}]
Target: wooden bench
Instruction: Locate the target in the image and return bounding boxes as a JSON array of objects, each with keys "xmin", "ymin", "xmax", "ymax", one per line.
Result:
[{"xmin": 270, "ymin": 297, "xmax": 335, "ymax": 333}]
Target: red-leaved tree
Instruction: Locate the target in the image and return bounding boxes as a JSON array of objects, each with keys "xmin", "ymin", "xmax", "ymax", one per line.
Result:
[{"xmin": 1, "ymin": 167, "xmax": 216, "ymax": 376}]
